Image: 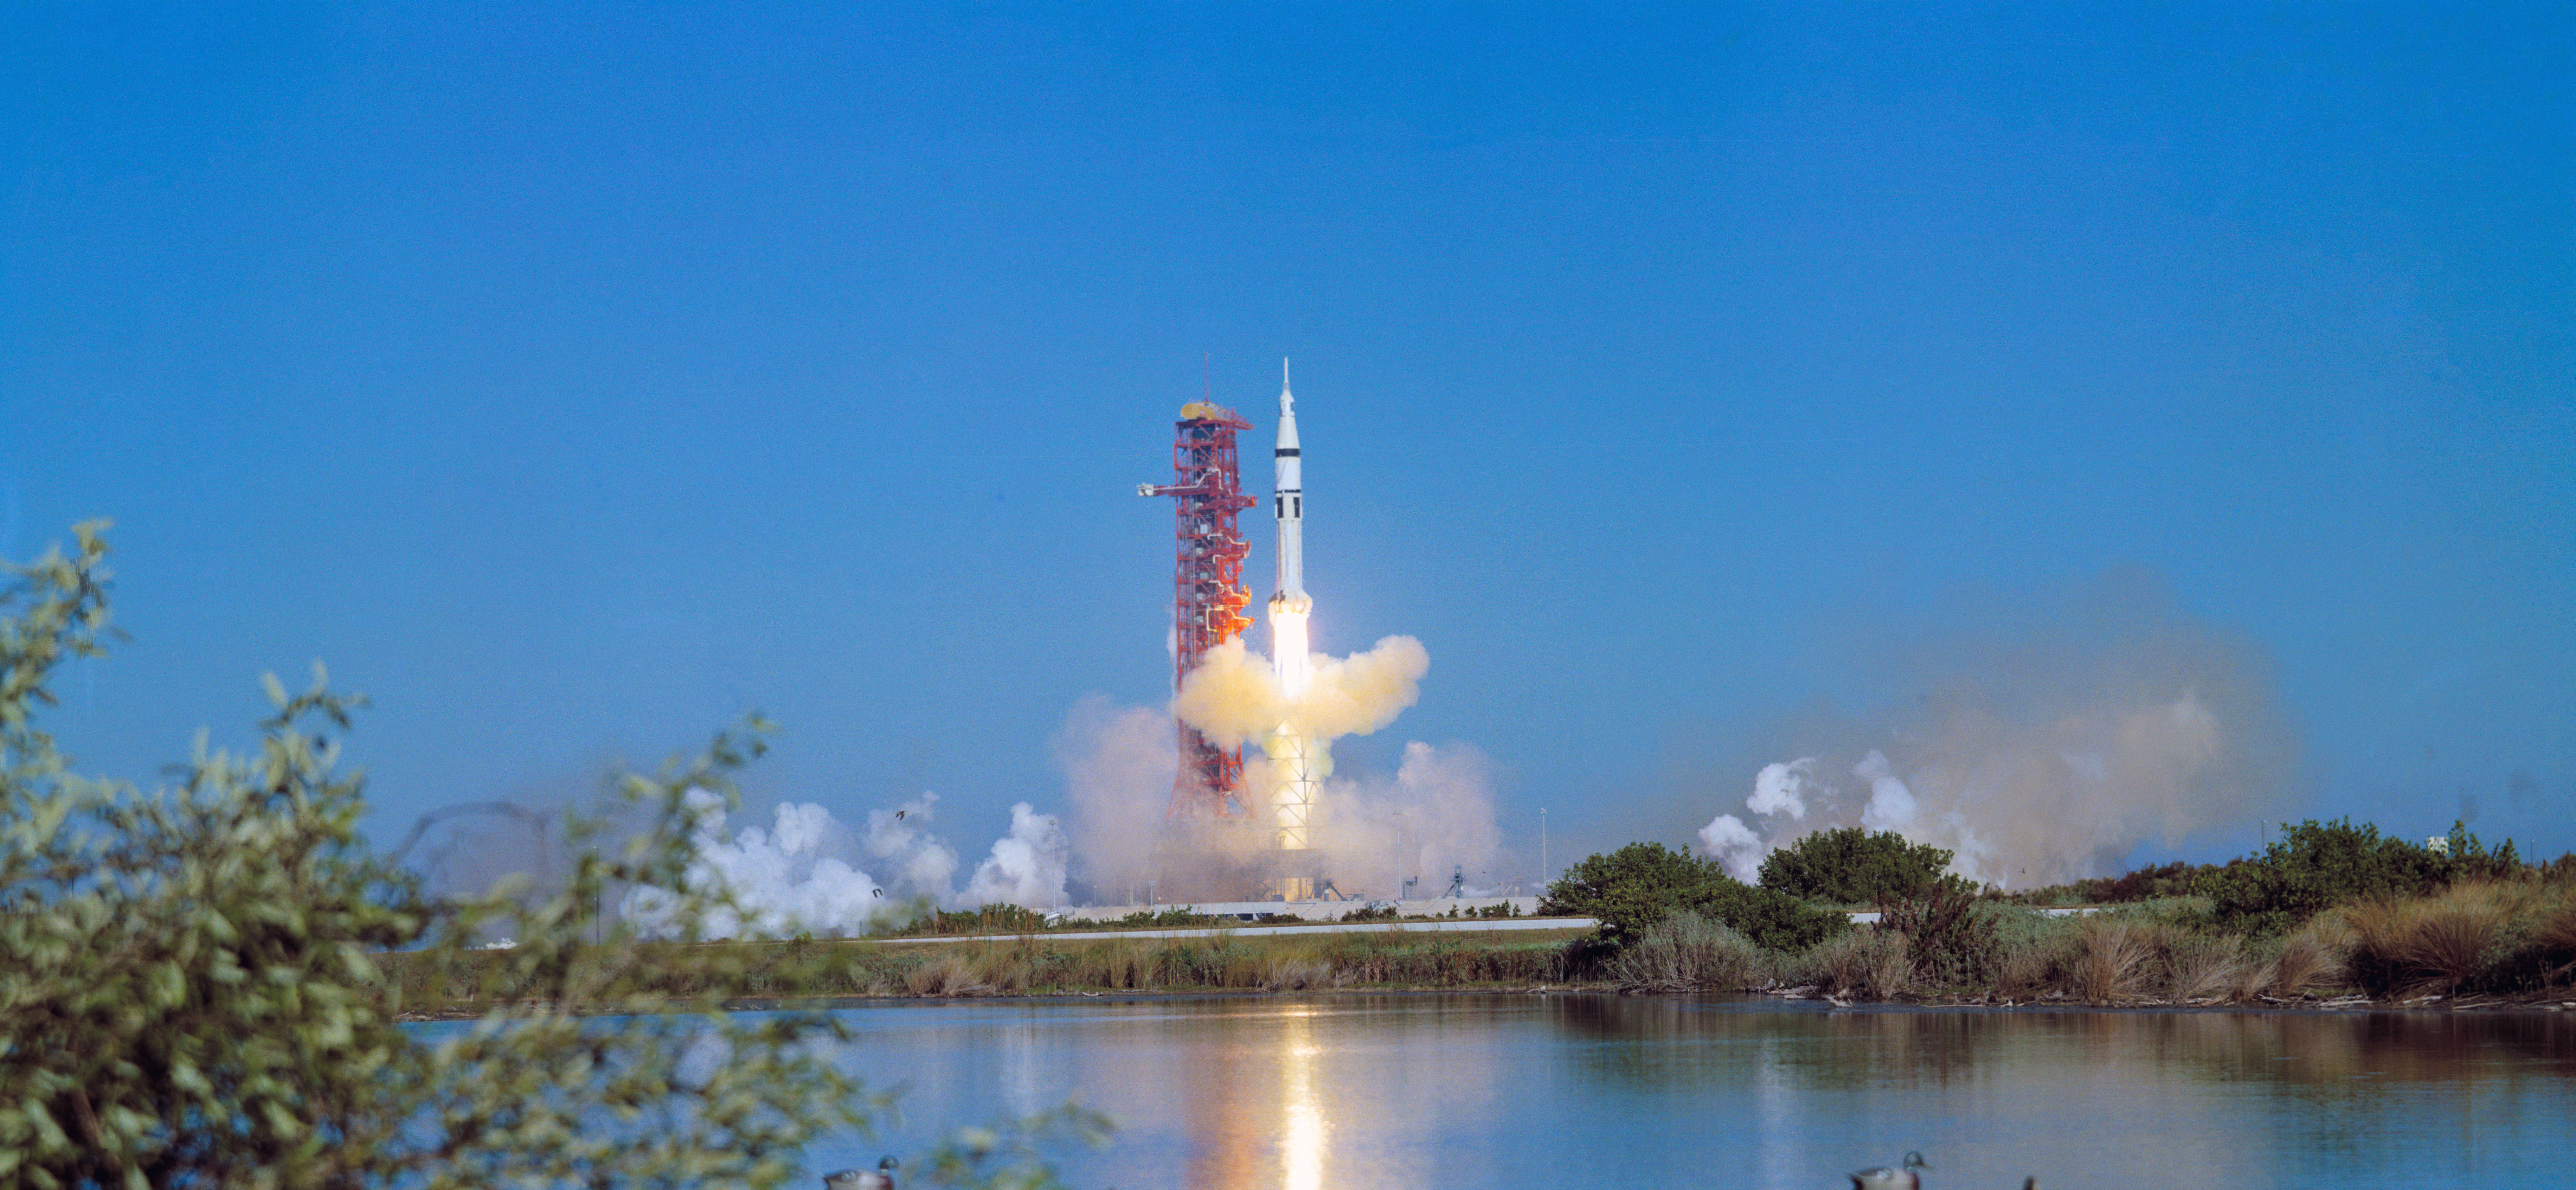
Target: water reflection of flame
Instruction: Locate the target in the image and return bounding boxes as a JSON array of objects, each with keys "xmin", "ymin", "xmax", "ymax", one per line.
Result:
[{"xmin": 1281, "ymin": 1009, "xmax": 1327, "ymax": 1190}]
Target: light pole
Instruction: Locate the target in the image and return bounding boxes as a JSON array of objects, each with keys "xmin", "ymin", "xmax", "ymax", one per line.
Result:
[
  {"xmin": 1540, "ymin": 807, "xmax": 1548, "ymax": 893},
  {"xmin": 1392, "ymin": 812, "xmax": 1406, "ymax": 901}
]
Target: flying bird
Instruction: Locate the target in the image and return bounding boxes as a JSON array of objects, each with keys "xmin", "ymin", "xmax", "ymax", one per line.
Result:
[
  {"xmin": 822, "ymin": 1156, "xmax": 900, "ymax": 1190},
  {"xmin": 1850, "ymin": 1151, "xmax": 1928, "ymax": 1189},
  {"xmin": 895, "ymin": 810, "xmax": 906, "ymax": 820}
]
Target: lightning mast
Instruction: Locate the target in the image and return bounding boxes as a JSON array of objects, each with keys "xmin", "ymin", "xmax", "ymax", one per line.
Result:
[{"xmin": 1139, "ymin": 401, "xmax": 1258, "ymax": 821}]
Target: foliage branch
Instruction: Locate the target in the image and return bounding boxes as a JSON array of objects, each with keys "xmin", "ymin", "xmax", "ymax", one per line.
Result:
[{"xmin": 0, "ymin": 524, "xmax": 1103, "ymax": 1190}]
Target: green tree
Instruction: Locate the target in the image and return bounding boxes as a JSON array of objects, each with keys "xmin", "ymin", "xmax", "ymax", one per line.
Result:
[
  {"xmin": 2199, "ymin": 815, "xmax": 2520, "ymax": 933},
  {"xmin": 1755, "ymin": 827, "xmax": 1955, "ymax": 905},
  {"xmin": 0, "ymin": 524, "xmax": 1101, "ymax": 1189},
  {"xmin": 1541, "ymin": 841, "xmax": 1847, "ymax": 952}
]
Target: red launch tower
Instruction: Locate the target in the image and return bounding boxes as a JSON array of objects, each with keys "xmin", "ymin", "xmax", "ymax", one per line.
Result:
[{"xmin": 1140, "ymin": 401, "xmax": 1258, "ymax": 821}]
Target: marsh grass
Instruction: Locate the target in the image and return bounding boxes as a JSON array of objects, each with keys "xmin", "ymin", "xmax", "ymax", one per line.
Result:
[
  {"xmin": 380, "ymin": 926, "xmax": 1587, "ymax": 1008},
  {"xmin": 2341, "ymin": 879, "xmax": 2576, "ymax": 996},
  {"xmin": 1792, "ymin": 928, "xmax": 1910, "ymax": 998},
  {"xmin": 1603, "ymin": 909, "xmax": 1766, "ymax": 992},
  {"xmin": 2071, "ymin": 919, "xmax": 2159, "ymax": 1003}
]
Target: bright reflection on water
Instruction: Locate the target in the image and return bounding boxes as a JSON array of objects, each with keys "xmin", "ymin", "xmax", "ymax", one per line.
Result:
[{"xmin": 801, "ymin": 995, "xmax": 2576, "ymax": 1189}]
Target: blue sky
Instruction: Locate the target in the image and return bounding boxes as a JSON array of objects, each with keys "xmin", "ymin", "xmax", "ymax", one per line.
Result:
[{"xmin": 5, "ymin": 3, "xmax": 2569, "ymax": 876}]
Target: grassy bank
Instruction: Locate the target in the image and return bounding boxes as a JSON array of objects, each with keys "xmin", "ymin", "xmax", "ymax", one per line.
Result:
[
  {"xmin": 1612, "ymin": 878, "xmax": 2576, "ymax": 1007},
  {"xmin": 866, "ymin": 901, "xmax": 1533, "ymax": 939},
  {"xmin": 380, "ymin": 926, "xmax": 1594, "ymax": 1013}
]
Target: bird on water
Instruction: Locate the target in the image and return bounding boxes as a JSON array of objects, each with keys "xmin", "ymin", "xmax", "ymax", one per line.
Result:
[
  {"xmin": 1849, "ymin": 1151, "xmax": 1928, "ymax": 1189},
  {"xmin": 822, "ymin": 1155, "xmax": 900, "ymax": 1190}
]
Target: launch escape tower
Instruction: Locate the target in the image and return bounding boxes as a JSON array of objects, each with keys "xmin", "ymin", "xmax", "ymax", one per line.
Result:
[{"xmin": 1139, "ymin": 402, "xmax": 1258, "ymax": 821}]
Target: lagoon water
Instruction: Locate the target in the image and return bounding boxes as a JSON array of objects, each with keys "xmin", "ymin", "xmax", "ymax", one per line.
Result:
[{"xmin": 798, "ymin": 994, "xmax": 2576, "ymax": 1189}]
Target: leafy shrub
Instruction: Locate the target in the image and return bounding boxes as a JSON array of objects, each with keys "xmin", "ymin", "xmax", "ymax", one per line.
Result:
[
  {"xmin": 2010, "ymin": 859, "xmax": 2221, "ymax": 906},
  {"xmin": 1758, "ymin": 827, "xmax": 1955, "ymax": 905},
  {"xmin": 0, "ymin": 525, "xmax": 1099, "ymax": 1189},
  {"xmin": 1876, "ymin": 879, "xmax": 2002, "ymax": 988},
  {"xmin": 2201, "ymin": 817, "xmax": 2520, "ymax": 933},
  {"xmin": 1544, "ymin": 842, "xmax": 1849, "ymax": 951}
]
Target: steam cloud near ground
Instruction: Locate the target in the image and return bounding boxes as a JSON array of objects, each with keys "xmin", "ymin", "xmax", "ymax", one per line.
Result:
[
  {"xmin": 1057, "ymin": 634, "xmax": 1517, "ymax": 901},
  {"xmin": 1696, "ymin": 571, "xmax": 2299, "ymax": 890},
  {"xmin": 617, "ymin": 788, "xmax": 1069, "ymax": 939}
]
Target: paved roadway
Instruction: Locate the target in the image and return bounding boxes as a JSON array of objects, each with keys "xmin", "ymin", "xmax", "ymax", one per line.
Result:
[
  {"xmin": 864, "ymin": 903, "xmax": 2105, "ymax": 945},
  {"xmin": 867, "ymin": 916, "xmax": 1599, "ymax": 944}
]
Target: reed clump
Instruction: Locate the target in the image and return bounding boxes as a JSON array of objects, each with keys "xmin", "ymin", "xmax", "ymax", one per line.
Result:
[
  {"xmin": 376, "ymin": 925, "xmax": 1592, "ymax": 1009},
  {"xmin": 2340, "ymin": 878, "xmax": 2576, "ymax": 997},
  {"xmin": 1603, "ymin": 909, "xmax": 1766, "ymax": 992}
]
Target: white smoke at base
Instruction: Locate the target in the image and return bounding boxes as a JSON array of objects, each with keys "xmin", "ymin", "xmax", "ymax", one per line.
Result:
[
  {"xmin": 1694, "ymin": 573, "xmax": 2298, "ymax": 889},
  {"xmin": 620, "ymin": 789, "xmax": 1069, "ymax": 940},
  {"xmin": 1053, "ymin": 694, "xmax": 1178, "ymax": 900},
  {"xmin": 1314, "ymin": 741, "xmax": 1513, "ymax": 895},
  {"xmin": 1055, "ymin": 631, "xmax": 1517, "ymax": 900},
  {"xmin": 962, "ymin": 802, "xmax": 1071, "ymax": 907}
]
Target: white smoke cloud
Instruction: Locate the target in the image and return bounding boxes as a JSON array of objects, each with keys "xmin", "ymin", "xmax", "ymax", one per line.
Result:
[
  {"xmin": 1311, "ymin": 742, "xmax": 1515, "ymax": 896},
  {"xmin": 1746, "ymin": 759, "xmax": 1816, "ymax": 819},
  {"xmin": 1697, "ymin": 813, "xmax": 1764, "ymax": 881},
  {"xmin": 1053, "ymin": 694, "xmax": 1176, "ymax": 899},
  {"xmin": 962, "ymin": 802, "xmax": 1070, "ymax": 908},
  {"xmin": 621, "ymin": 789, "xmax": 1069, "ymax": 940},
  {"xmin": 861, "ymin": 791, "xmax": 961, "ymax": 903},
  {"xmin": 1854, "ymin": 750, "xmax": 1918, "ymax": 831},
  {"xmin": 1170, "ymin": 635, "xmax": 1428, "ymax": 748},
  {"xmin": 1692, "ymin": 572, "xmax": 2299, "ymax": 889}
]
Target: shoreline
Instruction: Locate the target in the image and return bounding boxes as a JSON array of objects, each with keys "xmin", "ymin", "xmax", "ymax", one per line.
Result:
[{"xmin": 394, "ymin": 983, "xmax": 2576, "ymax": 1022}]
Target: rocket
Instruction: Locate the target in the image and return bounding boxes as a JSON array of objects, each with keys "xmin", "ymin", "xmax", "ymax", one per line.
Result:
[{"xmin": 1270, "ymin": 359, "xmax": 1310, "ymax": 618}]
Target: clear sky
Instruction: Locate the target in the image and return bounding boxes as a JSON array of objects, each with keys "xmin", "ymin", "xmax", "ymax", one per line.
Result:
[{"xmin": 5, "ymin": 4, "xmax": 2569, "ymax": 877}]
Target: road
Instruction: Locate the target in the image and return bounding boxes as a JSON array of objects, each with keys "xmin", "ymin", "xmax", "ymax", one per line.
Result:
[{"xmin": 868, "ymin": 916, "xmax": 1599, "ymax": 944}]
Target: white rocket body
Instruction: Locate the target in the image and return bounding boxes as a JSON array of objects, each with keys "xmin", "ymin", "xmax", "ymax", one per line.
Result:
[
  {"xmin": 1271, "ymin": 366, "xmax": 1307, "ymax": 614},
  {"xmin": 1266, "ymin": 361, "xmax": 1318, "ymax": 871}
]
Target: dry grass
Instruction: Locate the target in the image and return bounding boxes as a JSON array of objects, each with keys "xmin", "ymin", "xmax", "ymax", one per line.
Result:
[
  {"xmin": 2164, "ymin": 933, "xmax": 2250, "ymax": 1001},
  {"xmin": 2072, "ymin": 919, "xmax": 2159, "ymax": 1003},
  {"xmin": 1260, "ymin": 959, "xmax": 1336, "ymax": 991},
  {"xmin": 1795, "ymin": 927, "xmax": 1910, "ymax": 999},
  {"xmin": 378, "ymin": 926, "xmax": 1588, "ymax": 1009},
  {"xmin": 2261, "ymin": 920, "xmax": 2350, "ymax": 996},
  {"xmin": 902, "ymin": 952, "xmax": 994, "ymax": 997},
  {"xmin": 2344, "ymin": 880, "xmax": 2535, "ymax": 996},
  {"xmin": 1603, "ymin": 910, "xmax": 1766, "ymax": 992}
]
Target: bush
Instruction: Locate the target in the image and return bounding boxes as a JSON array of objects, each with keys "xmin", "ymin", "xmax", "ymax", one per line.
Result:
[
  {"xmin": 1792, "ymin": 928, "xmax": 1911, "ymax": 999},
  {"xmin": 1876, "ymin": 878, "xmax": 2002, "ymax": 988},
  {"xmin": 1543, "ymin": 842, "xmax": 1849, "ymax": 951},
  {"xmin": 2343, "ymin": 880, "xmax": 2576, "ymax": 997},
  {"xmin": 0, "ymin": 525, "xmax": 1100, "ymax": 1189},
  {"xmin": 1757, "ymin": 827, "xmax": 1954, "ymax": 905},
  {"xmin": 2201, "ymin": 817, "xmax": 2520, "ymax": 933},
  {"xmin": 1603, "ymin": 910, "xmax": 1766, "ymax": 992},
  {"xmin": 2009, "ymin": 859, "xmax": 2220, "ymax": 906}
]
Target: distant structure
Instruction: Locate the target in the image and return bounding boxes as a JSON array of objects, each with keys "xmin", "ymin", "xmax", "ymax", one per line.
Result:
[{"xmin": 1138, "ymin": 401, "xmax": 1258, "ymax": 821}]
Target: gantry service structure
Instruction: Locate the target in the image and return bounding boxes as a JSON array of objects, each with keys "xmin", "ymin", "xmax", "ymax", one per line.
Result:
[{"xmin": 1139, "ymin": 402, "xmax": 1258, "ymax": 821}]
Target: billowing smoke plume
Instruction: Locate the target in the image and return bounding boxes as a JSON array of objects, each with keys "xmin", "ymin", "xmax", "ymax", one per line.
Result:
[
  {"xmin": 620, "ymin": 789, "xmax": 1069, "ymax": 939},
  {"xmin": 1054, "ymin": 630, "xmax": 1516, "ymax": 902},
  {"xmin": 1309, "ymin": 741, "xmax": 1514, "ymax": 896},
  {"xmin": 1697, "ymin": 571, "xmax": 2298, "ymax": 889},
  {"xmin": 1053, "ymin": 694, "xmax": 1177, "ymax": 901},
  {"xmin": 1170, "ymin": 636, "xmax": 1429, "ymax": 747},
  {"xmin": 961, "ymin": 802, "xmax": 1072, "ymax": 907}
]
